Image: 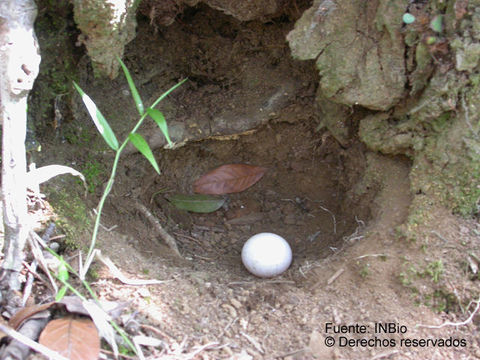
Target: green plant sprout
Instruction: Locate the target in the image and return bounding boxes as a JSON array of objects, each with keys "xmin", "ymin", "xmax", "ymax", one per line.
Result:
[{"xmin": 73, "ymin": 57, "xmax": 187, "ymax": 279}]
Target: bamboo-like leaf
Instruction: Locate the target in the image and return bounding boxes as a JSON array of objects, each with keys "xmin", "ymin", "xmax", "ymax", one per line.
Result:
[
  {"xmin": 166, "ymin": 194, "xmax": 225, "ymax": 213},
  {"xmin": 55, "ymin": 286, "xmax": 67, "ymax": 302},
  {"xmin": 147, "ymin": 108, "xmax": 172, "ymax": 146},
  {"xmin": 117, "ymin": 57, "xmax": 144, "ymax": 115},
  {"xmin": 39, "ymin": 317, "xmax": 100, "ymax": 360},
  {"xmin": 26, "ymin": 165, "xmax": 86, "ymax": 191},
  {"xmin": 73, "ymin": 82, "xmax": 119, "ymax": 150},
  {"xmin": 128, "ymin": 133, "xmax": 160, "ymax": 174}
]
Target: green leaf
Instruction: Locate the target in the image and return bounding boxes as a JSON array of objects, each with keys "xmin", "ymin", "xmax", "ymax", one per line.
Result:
[
  {"xmin": 55, "ymin": 286, "xmax": 67, "ymax": 301},
  {"xmin": 430, "ymin": 15, "xmax": 443, "ymax": 33},
  {"xmin": 150, "ymin": 78, "xmax": 188, "ymax": 109},
  {"xmin": 402, "ymin": 13, "xmax": 415, "ymax": 24},
  {"xmin": 128, "ymin": 133, "xmax": 160, "ymax": 174},
  {"xmin": 117, "ymin": 57, "xmax": 144, "ymax": 115},
  {"xmin": 166, "ymin": 194, "xmax": 225, "ymax": 213},
  {"xmin": 73, "ymin": 81, "xmax": 119, "ymax": 150},
  {"xmin": 58, "ymin": 260, "xmax": 69, "ymax": 282},
  {"xmin": 147, "ymin": 108, "xmax": 172, "ymax": 146}
]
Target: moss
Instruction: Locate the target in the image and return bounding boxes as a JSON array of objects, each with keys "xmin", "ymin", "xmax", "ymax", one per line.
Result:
[
  {"xmin": 81, "ymin": 158, "xmax": 107, "ymax": 194},
  {"xmin": 47, "ymin": 187, "xmax": 91, "ymax": 250},
  {"xmin": 29, "ymin": 0, "xmax": 80, "ymax": 137}
]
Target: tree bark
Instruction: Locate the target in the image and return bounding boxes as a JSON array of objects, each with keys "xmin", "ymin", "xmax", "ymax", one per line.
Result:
[{"xmin": 0, "ymin": 0, "xmax": 41, "ymax": 291}]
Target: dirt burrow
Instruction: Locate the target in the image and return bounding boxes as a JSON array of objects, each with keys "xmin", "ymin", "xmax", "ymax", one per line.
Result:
[{"xmin": 32, "ymin": 3, "xmax": 480, "ymax": 359}]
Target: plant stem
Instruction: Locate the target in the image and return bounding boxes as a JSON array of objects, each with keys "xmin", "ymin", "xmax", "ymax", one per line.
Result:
[
  {"xmin": 81, "ymin": 78, "xmax": 187, "ymax": 278},
  {"xmin": 81, "ymin": 111, "xmax": 150, "ymax": 279}
]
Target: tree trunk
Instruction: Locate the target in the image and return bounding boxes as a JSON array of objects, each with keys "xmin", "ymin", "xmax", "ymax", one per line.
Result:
[{"xmin": 0, "ymin": 0, "xmax": 41, "ymax": 292}]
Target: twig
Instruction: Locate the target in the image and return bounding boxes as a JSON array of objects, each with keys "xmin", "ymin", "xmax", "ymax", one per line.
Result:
[
  {"xmin": 134, "ymin": 201, "xmax": 181, "ymax": 257},
  {"xmin": 327, "ymin": 268, "xmax": 345, "ymax": 285},
  {"xmin": 219, "ymin": 317, "xmax": 238, "ymax": 338},
  {"xmin": 354, "ymin": 254, "xmax": 388, "ymax": 260},
  {"xmin": 99, "ymin": 223, "xmax": 118, "ymax": 232},
  {"xmin": 96, "ymin": 251, "xmax": 171, "ymax": 285},
  {"xmin": 186, "ymin": 342, "xmax": 220, "ymax": 359},
  {"xmin": 0, "ymin": 323, "xmax": 68, "ymax": 360},
  {"xmin": 240, "ymin": 331, "xmax": 264, "ymax": 354},
  {"xmin": 22, "ymin": 259, "xmax": 36, "ymax": 306},
  {"xmin": 22, "ymin": 261, "xmax": 49, "ymax": 287},
  {"xmin": 416, "ymin": 297, "xmax": 480, "ymax": 329},
  {"xmin": 227, "ymin": 280, "xmax": 295, "ymax": 286},
  {"xmin": 141, "ymin": 324, "xmax": 175, "ymax": 341},
  {"xmin": 318, "ymin": 205, "xmax": 337, "ymax": 234},
  {"xmin": 23, "ymin": 225, "xmax": 57, "ymax": 306},
  {"xmin": 28, "ymin": 231, "xmax": 58, "ymax": 293}
]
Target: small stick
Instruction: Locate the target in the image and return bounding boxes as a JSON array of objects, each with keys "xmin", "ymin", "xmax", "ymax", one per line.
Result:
[
  {"xmin": 173, "ymin": 232, "xmax": 203, "ymax": 246},
  {"xmin": 187, "ymin": 342, "xmax": 221, "ymax": 358},
  {"xmin": 96, "ymin": 251, "xmax": 171, "ymax": 285},
  {"xmin": 227, "ymin": 280, "xmax": 295, "ymax": 286},
  {"xmin": 22, "ymin": 260, "xmax": 36, "ymax": 306},
  {"xmin": 240, "ymin": 331, "xmax": 264, "ymax": 354},
  {"xmin": 134, "ymin": 201, "xmax": 181, "ymax": 257},
  {"xmin": 354, "ymin": 254, "xmax": 388, "ymax": 260},
  {"xmin": 28, "ymin": 232, "xmax": 58, "ymax": 293},
  {"xmin": 327, "ymin": 268, "xmax": 345, "ymax": 285},
  {"xmin": 318, "ymin": 205, "xmax": 336, "ymax": 234},
  {"xmin": 141, "ymin": 324, "xmax": 175, "ymax": 341},
  {"xmin": 219, "ymin": 317, "xmax": 238, "ymax": 338},
  {"xmin": 417, "ymin": 297, "xmax": 480, "ymax": 329}
]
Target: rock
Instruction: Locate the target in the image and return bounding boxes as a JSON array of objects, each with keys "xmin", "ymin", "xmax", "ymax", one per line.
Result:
[
  {"xmin": 287, "ymin": 0, "xmax": 407, "ymax": 111},
  {"xmin": 455, "ymin": 42, "xmax": 480, "ymax": 72},
  {"xmin": 73, "ymin": 0, "xmax": 139, "ymax": 78},
  {"xmin": 307, "ymin": 330, "xmax": 333, "ymax": 359}
]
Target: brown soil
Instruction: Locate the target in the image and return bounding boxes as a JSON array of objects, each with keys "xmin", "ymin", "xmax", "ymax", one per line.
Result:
[
  {"xmin": 85, "ymin": 121, "xmax": 480, "ymax": 360},
  {"xmin": 31, "ymin": 4, "xmax": 480, "ymax": 360}
]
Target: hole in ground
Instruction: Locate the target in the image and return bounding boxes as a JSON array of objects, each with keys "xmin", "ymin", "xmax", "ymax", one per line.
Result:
[{"xmin": 112, "ymin": 121, "xmax": 374, "ymax": 282}]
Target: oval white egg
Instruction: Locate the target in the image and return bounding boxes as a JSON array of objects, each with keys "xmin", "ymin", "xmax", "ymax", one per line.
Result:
[{"xmin": 241, "ymin": 233, "xmax": 292, "ymax": 278}]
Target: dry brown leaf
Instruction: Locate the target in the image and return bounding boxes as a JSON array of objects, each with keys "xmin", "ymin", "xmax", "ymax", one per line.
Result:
[
  {"xmin": 9, "ymin": 302, "xmax": 55, "ymax": 330},
  {"xmin": 193, "ymin": 164, "xmax": 266, "ymax": 195},
  {"xmin": 39, "ymin": 317, "xmax": 100, "ymax": 360}
]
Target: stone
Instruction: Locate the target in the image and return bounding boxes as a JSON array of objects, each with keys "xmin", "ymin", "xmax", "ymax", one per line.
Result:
[{"xmin": 287, "ymin": 0, "xmax": 408, "ymax": 111}]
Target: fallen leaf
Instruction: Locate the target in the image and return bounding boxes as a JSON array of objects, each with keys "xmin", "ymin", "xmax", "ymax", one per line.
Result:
[
  {"xmin": 9, "ymin": 302, "xmax": 55, "ymax": 330},
  {"xmin": 167, "ymin": 194, "xmax": 226, "ymax": 213},
  {"xmin": 39, "ymin": 317, "xmax": 100, "ymax": 360},
  {"xmin": 193, "ymin": 164, "xmax": 266, "ymax": 195}
]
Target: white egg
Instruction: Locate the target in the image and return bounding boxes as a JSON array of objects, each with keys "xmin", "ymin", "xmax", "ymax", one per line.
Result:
[{"xmin": 241, "ymin": 233, "xmax": 292, "ymax": 278}]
